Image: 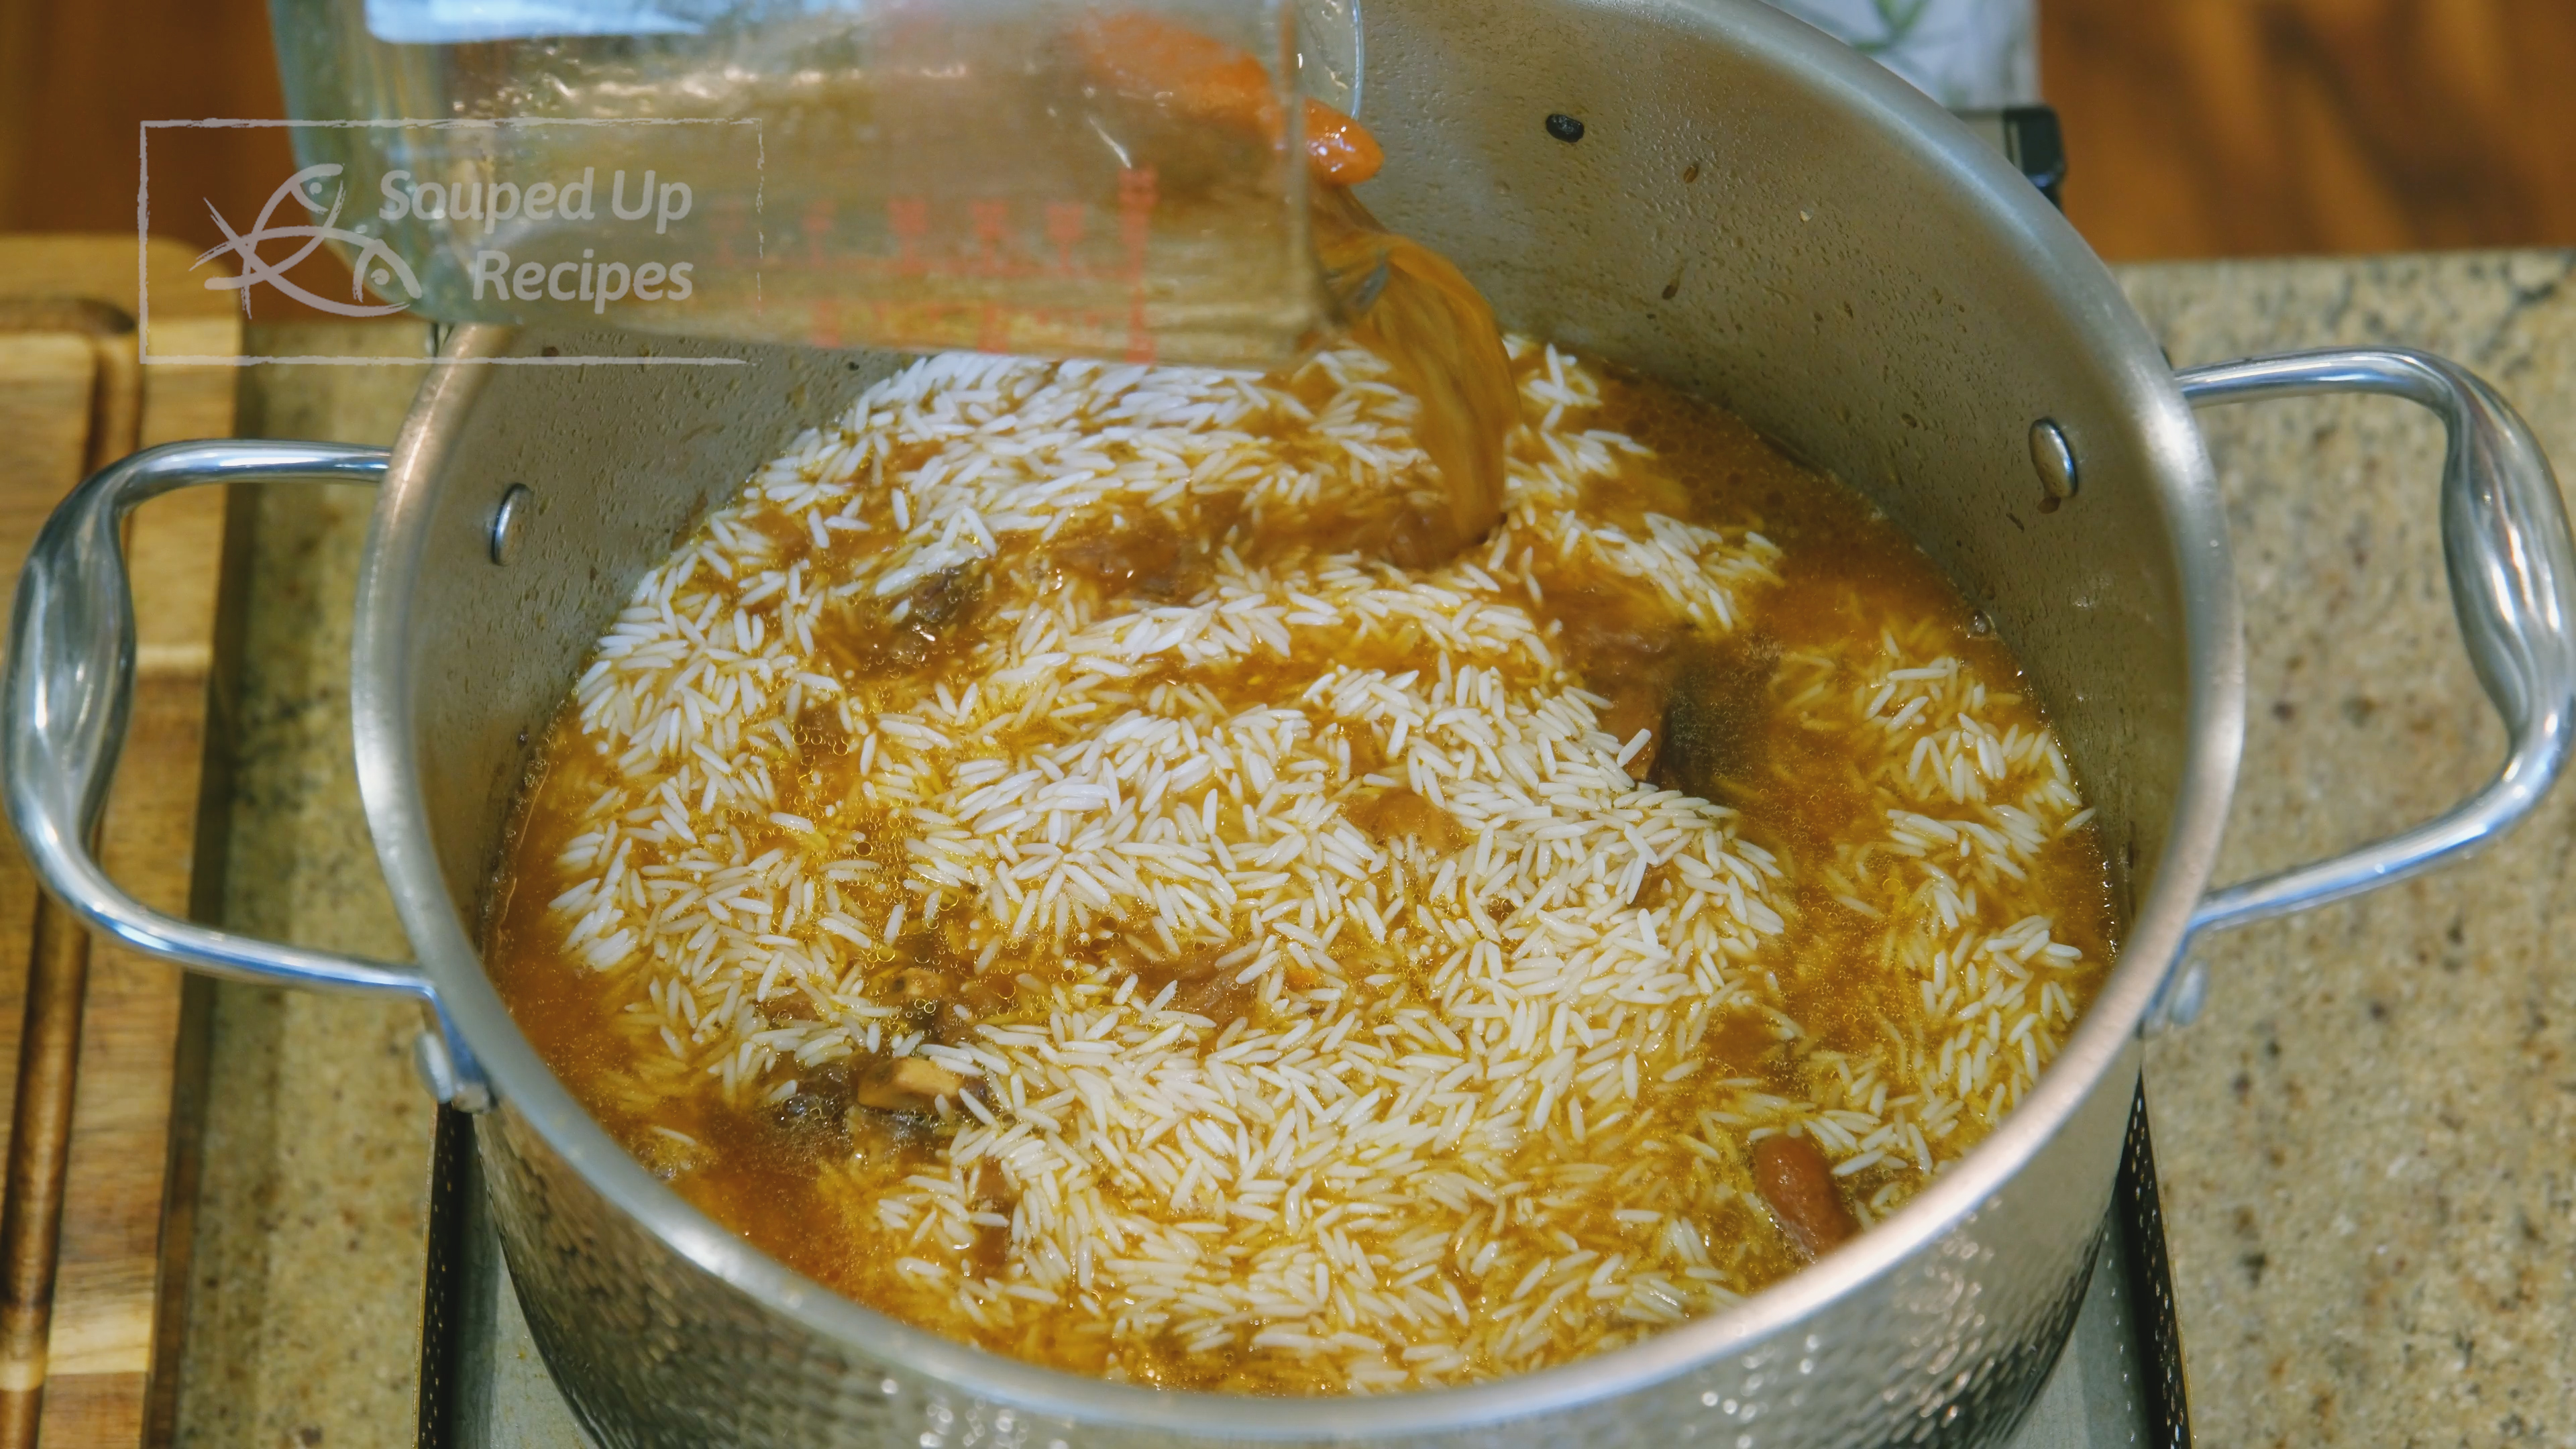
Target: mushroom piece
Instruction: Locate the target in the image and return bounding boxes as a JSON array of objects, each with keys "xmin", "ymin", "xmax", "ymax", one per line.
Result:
[
  {"xmin": 896, "ymin": 967, "xmax": 962, "ymax": 1002},
  {"xmin": 853, "ymin": 1057, "xmax": 977, "ymax": 1114},
  {"xmin": 963, "ymin": 1161, "xmax": 1020, "ymax": 1281},
  {"xmin": 1345, "ymin": 787, "xmax": 1466, "ymax": 851}
]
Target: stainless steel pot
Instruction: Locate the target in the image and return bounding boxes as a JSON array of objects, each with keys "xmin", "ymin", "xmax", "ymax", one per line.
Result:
[{"xmin": 10, "ymin": 1, "xmax": 2574, "ymax": 1444}]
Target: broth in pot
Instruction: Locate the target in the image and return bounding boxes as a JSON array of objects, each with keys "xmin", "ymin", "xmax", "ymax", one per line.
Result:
[{"xmin": 483, "ymin": 337, "xmax": 2113, "ymax": 1394}]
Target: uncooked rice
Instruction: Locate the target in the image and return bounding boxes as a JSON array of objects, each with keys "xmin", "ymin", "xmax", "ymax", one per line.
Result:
[{"xmin": 503, "ymin": 338, "xmax": 2110, "ymax": 1393}]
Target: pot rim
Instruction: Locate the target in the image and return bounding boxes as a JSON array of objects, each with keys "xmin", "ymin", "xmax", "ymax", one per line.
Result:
[{"xmin": 349, "ymin": 0, "xmax": 2244, "ymax": 1434}]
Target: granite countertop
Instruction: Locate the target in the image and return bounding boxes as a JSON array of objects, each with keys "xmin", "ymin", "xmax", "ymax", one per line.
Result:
[
  {"xmin": 165, "ymin": 253, "xmax": 2576, "ymax": 1447},
  {"xmin": 169, "ymin": 323, "xmax": 440, "ymax": 1448},
  {"xmin": 2126, "ymin": 250, "xmax": 2576, "ymax": 1448}
]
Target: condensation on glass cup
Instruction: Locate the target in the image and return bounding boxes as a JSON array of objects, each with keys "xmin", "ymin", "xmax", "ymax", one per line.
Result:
[{"xmin": 272, "ymin": 0, "xmax": 1361, "ymax": 366}]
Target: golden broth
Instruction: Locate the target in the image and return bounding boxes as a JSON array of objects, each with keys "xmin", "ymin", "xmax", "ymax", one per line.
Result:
[{"xmin": 485, "ymin": 348, "xmax": 2112, "ymax": 1392}]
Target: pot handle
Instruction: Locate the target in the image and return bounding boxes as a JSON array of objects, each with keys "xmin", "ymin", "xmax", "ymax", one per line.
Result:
[
  {"xmin": 2156, "ymin": 347, "xmax": 2576, "ymax": 1025},
  {"xmin": 3, "ymin": 440, "xmax": 490, "ymax": 1108}
]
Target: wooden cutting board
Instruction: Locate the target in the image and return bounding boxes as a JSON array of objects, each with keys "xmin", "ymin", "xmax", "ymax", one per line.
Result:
[{"xmin": 0, "ymin": 235, "xmax": 240, "ymax": 1448}]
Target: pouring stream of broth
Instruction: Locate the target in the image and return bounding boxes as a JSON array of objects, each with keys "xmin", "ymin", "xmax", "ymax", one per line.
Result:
[
  {"xmin": 1064, "ymin": 34, "xmax": 1864, "ymax": 1255},
  {"xmin": 1075, "ymin": 13, "xmax": 1517, "ymax": 563},
  {"xmin": 1072, "ymin": 17, "xmax": 1871, "ymax": 1262}
]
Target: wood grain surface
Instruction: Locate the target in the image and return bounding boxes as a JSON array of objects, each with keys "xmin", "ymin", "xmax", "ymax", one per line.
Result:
[
  {"xmin": 2045, "ymin": 0, "xmax": 2576, "ymax": 260},
  {"xmin": 10, "ymin": 0, "xmax": 2576, "ymax": 263},
  {"xmin": 0, "ymin": 0, "xmax": 295, "ymax": 254},
  {"xmin": 0, "ymin": 236, "xmax": 239, "ymax": 1448}
]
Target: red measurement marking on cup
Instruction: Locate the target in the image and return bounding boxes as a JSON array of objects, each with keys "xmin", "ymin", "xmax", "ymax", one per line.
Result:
[
  {"xmin": 1046, "ymin": 202, "xmax": 1086, "ymax": 276},
  {"xmin": 850, "ymin": 178, "xmax": 1156, "ymax": 286},
  {"xmin": 888, "ymin": 197, "xmax": 932, "ymax": 277},
  {"xmin": 804, "ymin": 198, "xmax": 839, "ymax": 268},
  {"xmin": 710, "ymin": 196, "xmax": 755, "ymax": 269},
  {"xmin": 971, "ymin": 201, "xmax": 1012, "ymax": 276},
  {"xmin": 783, "ymin": 169, "xmax": 1160, "ymax": 358},
  {"xmin": 1118, "ymin": 167, "xmax": 1156, "ymax": 363}
]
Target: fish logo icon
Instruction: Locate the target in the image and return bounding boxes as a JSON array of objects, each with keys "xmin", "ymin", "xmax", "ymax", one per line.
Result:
[{"xmin": 196, "ymin": 163, "xmax": 422, "ymax": 318}]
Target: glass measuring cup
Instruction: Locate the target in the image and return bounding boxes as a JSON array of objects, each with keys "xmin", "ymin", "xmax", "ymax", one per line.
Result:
[{"xmin": 267, "ymin": 0, "xmax": 1348, "ymax": 366}]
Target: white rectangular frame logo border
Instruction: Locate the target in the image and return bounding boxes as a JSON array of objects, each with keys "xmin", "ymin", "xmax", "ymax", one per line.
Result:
[{"xmin": 141, "ymin": 117, "xmax": 761, "ymax": 367}]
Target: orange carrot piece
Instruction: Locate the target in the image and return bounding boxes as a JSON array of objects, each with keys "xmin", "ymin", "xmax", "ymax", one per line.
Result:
[
  {"xmin": 1302, "ymin": 97, "xmax": 1383, "ymax": 185},
  {"xmin": 1074, "ymin": 10, "xmax": 1384, "ymax": 184}
]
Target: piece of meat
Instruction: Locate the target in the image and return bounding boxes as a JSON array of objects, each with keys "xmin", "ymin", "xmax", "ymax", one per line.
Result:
[
  {"xmin": 1650, "ymin": 636, "xmax": 1779, "ymax": 803},
  {"xmin": 767, "ymin": 1057, "xmax": 857, "ymax": 1142},
  {"xmin": 902, "ymin": 566, "xmax": 983, "ymax": 629},
  {"xmin": 1345, "ymin": 787, "xmax": 1466, "ymax": 851},
  {"xmin": 1752, "ymin": 1132, "xmax": 1858, "ymax": 1263},
  {"xmin": 1593, "ymin": 680, "xmax": 1667, "ymax": 780},
  {"xmin": 1133, "ymin": 950, "xmax": 1258, "ymax": 1028},
  {"xmin": 1169, "ymin": 971, "xmax": 1254, "ymax": 1025},
  {"xmin": 1054, "ymin": 521, "xmax": 1210, "ymax": 600},
  {"xmin": 1550, "ymin": 584, "xmax": 1685, "ymax": 778},
  {"xmin": 763, "ymin": 992, "xmax": 821, "ymax": 1025},
  {"xmin": 854, "ymin": 1057, "xmax": 975, "ymax": 1114},
  {"xmin": 891, "ymin": 965, "xmax": 1014, "ymax": 1030},
  {"xmin": 824, "ymin": 564, "xmax": 987, "ymax": 680},
  {"xmin": 958, "ymin": 977, "xmax": 1015, "ymax": 1016}
]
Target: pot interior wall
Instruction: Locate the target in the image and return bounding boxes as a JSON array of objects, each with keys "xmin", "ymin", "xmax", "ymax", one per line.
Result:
[
  {"xmin": 1351, "ymin": 0, "xmax": 2204, "ymax": 924},
  {"xmin": 386, "ymin": 339, "xmax": 899, "ymax": 928},
  {"xmin": 385, "ymin": 0, "xmax": 2202, "ymax": 1087}
]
